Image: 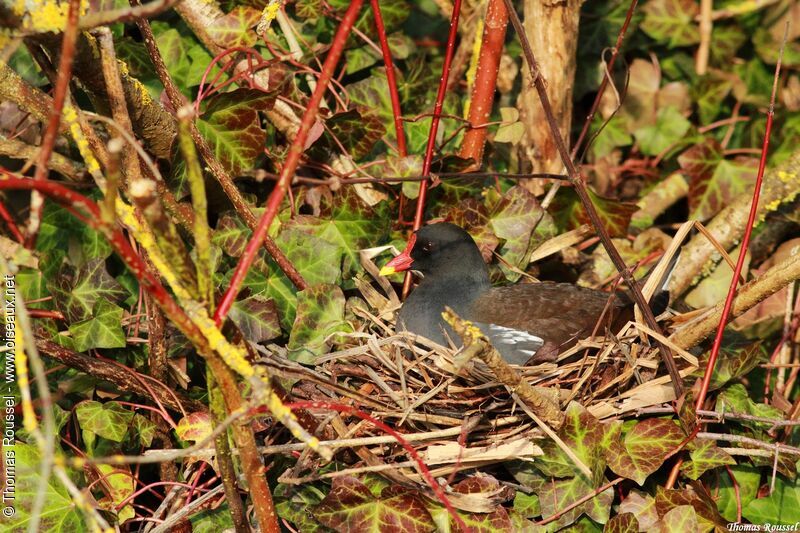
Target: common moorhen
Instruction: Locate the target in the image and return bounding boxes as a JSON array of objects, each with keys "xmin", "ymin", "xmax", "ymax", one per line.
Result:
[{"xmin": 380, "ymin": 223, "xmax": 667, "ymax": 365}]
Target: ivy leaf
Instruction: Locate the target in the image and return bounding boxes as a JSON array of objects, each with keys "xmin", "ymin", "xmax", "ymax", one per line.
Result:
[
  {"xmin": 717, "ymin": 465, "xmax": 761, "ymax": 522},
  {"xmin": 94, "ymin": 463, "xmax": 136, "ymax": 523},
  {"xmin": 640, "ymin": 0, "xmax": 699, "ymax": 47},
  {"xmin": 75, "ymin": 400, "xmax": 135, "ymax": 443},
  {"xmin": 692, "ymin": 76, "xmax": 733, "ymax": 125},
  {"xmin": 605, "ymin": 418, "xmax": 685, "ymax": 485},
  {"xmin": 715, "ymin": 383, "xmax": 785, "ymax": 431},
  {"xmin": 678, "ymin": 137, "xmax": 723, "ymax": 185},
  {"xmin": 604, "ymin": 513, "xmax": 639, "ymax": 533},
  {"xmin": 241, "ymin": 267, "xmax": 298, "ymax": 331},
  {"xmin": 208, "ymin": 6, "xmax": 260, "ymax": 48},
  {"xmin": 133, "ymin": 414, "xmax": 157, "ymax": 447},
  {"xmin": 551, "ymin": 187, "xmax": 637, "ymax": 238},
  {"xmin": 68, "ymin": 299, "xmax": 127, "ymax": 352},
  {"xmin": 196, "ymin": 88, "xmax": 275, "ymax": 175},
  {"xmin": 535, "ymin": 475, "xmax": 614, "ymax": 529},
  {"xmin": 9, "ymin": 443, "xmax": 87, "ymax": 532},
  {"xmin": 287, "ymin": 284, "xmax": 350, "ymax": 364},
  {"xmin": 489, "ymin": 185, "xmax": 557, "ymax": 282},
  {"xmin": 618, "ymin": 490, "xmax": 659, "ymax": 530},
  {"xmin": 294, "ymin": 189, "xmax": 390, "ymax": 280},
  {"xmin": 446, "ymin": 476, "xmax": 513, "ymax": 532},
  {"xmin": 276, "ymin": 483, "xmax": 329, "ymax": 533},
  {"xmin": 313, "ymin": 476, "xmax": 434, "ymax": 532},
  {"xmin": 681, "ymin": 441, "xmax": 735, "ymax": 480},
  {"xmin": 325, "ymin": 107, "xmax": 386, "ymax": 160},
  {"xmin": 50, "ymin": 259, "xmax": 127, "ymax": 322},
  {"xmin": 558, "ymin": 402, "xmax": 609, "ymax": 485},
  {"xmin": 229, "ymin": 294, "xmax": 281, "ymax": 343},
  {"xmin": 653, "ymin": 505, "xmax": 698, "ymax": 532},
  {"xmin": 152, "ymin": 22, "xmax": 192, "ymax": 90},
  {"xmin": 176, "ymin": 412, "xmax": 214, "ymax": 443},
  {"xmin": 634, "ymin": 106, "xmax": 691, "ymax": 156},
  {"xmin": 276, "ymin": 225, "xmax": 344, "ymax": 286},
  {"xmin": 654, "ymin": 487, "xmax": 728, "ymax": 531},
  {"xmin": 688, "ymin": 157, "xmax": 756, "ymax": 221}
]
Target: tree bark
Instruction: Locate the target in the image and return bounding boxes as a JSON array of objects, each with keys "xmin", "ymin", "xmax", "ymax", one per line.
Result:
[{"xmin": 517, "ymin": 0, "xmax": 582, "ymax": 190}]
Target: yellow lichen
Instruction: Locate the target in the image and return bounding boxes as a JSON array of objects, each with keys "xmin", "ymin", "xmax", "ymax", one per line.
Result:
[
  {"xmin": 778, "ymin": 170, "xmax": 797, "ymax": 184},
  {"xmin": 262, "ymin": 0, "xmax": 281, "ymax": 24},
  {"xmin": 62, "ymin": 105, "xmax": 101, "ymax": 175},
  {"xmin": 463, "ymin": 19, "xmax": 484, "ymax": 119},
  {"xmin": 19, "ymin": 0, "xmax": 90, "ymax": 33}
]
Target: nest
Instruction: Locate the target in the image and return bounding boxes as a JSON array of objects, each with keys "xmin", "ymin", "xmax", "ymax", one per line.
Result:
[{"xmin": 253, "ymin": 250, "xmax": 700, "ymax": 512}]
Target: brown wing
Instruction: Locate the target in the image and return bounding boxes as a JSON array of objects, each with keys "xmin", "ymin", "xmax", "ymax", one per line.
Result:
[{"xmin": 468, "ymin": 282, "xmax": 632, "ymax": 351}]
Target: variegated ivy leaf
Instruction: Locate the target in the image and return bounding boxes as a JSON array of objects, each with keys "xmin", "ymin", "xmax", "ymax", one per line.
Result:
[
  {"xmin": 50, "ymin": 258, "xmax": 127, "ymax": 323},
  {"xmin": 313, "ymin": 476, "xmax": 434, "ymax": 533},
  {"xmin": 196, "ymin": 88, "xmax": 275, "ymax": 176},
  {"xmin": 75, "ymin": 400, "xmax": 135, "ymax": 443},
  {"xmin": 605, "ymin": 418, "xmax": 685, "ymax": 485}
]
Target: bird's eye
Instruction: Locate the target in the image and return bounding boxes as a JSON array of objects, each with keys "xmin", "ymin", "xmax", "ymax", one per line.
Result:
[{"xmin": 421, "ymin": 241, "xmax": 434, "ymax": 252}]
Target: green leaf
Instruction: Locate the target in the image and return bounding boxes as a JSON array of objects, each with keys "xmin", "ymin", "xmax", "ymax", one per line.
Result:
[
  {"xmin": 681, "ymin": 440, "xmax": 735, "ymax": 480},
  {"xmin": 152, "ymin": 22, "xmax": 192, "ymax": 90},
  {"xmin": 689, "ymin": 157, "xmax": 756, "ymax": 221},
  {"xmin": 229, "ymin": 294, "xmax": 281, "ymax": 343},
  {"xmin": 133, "ymin": 414, "xmax": 157, "ymax": 447},
  {"xmin": 536, "ymin": 475, "xmax": 614, "ymax": 529},
  {"xmin": 190, "ymin": 506, "xmax": 237, "ymax": 532},
  {"xmin": 692, "ymin": 76, "xmax": 733, "ymax": 125},
  {"xmin": 75, "ymin": 400, "xmax": 135, "ymax": 443},
  {"xmin": 50, "ymin": 259, "xmax": 127, "ymax": 323},
  {"xmin": 68, "ymin": 299, "xmax": 126, "ymax": 352},
  {"xmin": 489, "ymin": 185, "xmax": 557, "ymax": 282},
  {"xmin": 634, "ymin": 106, "xmax": 691, "ymax": 156},
  {"xmin": 8, "ymin": 442, "xmax": 87, "ymax": 532},
  {"xmin": 94, "ymin": 463, "xmax": 135, "ymax": 523},
  {"xmin": 196, "ymin": 88, "xmax": 275, "ymax": 175},
  {"xmin": 287, "ymin": 284, "xmax": 349, "ymax": 364},
  {"xmin": 313, "ymin": 476, "xmax": 434, "ymax": 532},
  {"xmin": 293, "ymin": 189, "xmax": 389, "ymax": 280},
  {"xmin": 325, "ymin": 107, "xmax": 386, "ymax": 160},
  {"xmin": 715, "ymin": 383, "xmax": 786, "ymax": 431},
  {"xmin": 276, "ymin": 483, "xmax": 329, "ymax": 533},
  {"xmin": 641, "ymin": 0, "xmax": 699, "ymax": 47},
  {"xmin": 494, "ymin": 107, "xmax": 524, "ymax": 145},
  {"xmin": 276, "ymin": 225, "xmax": 344, "ymax": 286},
  {"xmin": 753, "ymin": 26, "xmax": 800, "ymax": 68},
  {"xmin": 590, "ymin": 116, "xmax": 633, "ymax": 159},
  {"xmin": 513, "ymin": 491, "xmax": 540, "ymax": 518},
  {"xmin": 717, "ymin": 465, "xmax": 761, "ymax": 522},
  {"xmin": 605, "ymin": 418, "xmax": 685, "ymax": 485},
  {"xmin": 207, "ymin": 6, "xmax": 261, "ymax": 48}
]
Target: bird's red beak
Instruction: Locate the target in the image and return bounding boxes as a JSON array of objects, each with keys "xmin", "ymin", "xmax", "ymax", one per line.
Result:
[{"xmin": 380, "ymin": 233, "xmax": 416, "ymax": 276}]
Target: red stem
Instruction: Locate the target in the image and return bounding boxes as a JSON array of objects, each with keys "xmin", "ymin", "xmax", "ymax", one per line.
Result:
[
  {"xmin": 459, "ymin": 0, "xmax": 508, "ymax": 164},
  {"xmin": 0, "ymin": 198, "xmax": 24, "ymax": 243},
  {"xmin": 666, "ymin": 23, "xmax": 788, "ymax": 488},
  {"xmin": 214, "ymin": 0, "xmax": 365, "ymax": 325},
  {"xmin": 285, "ymin": 400, "xmax": 468, "ymax": 532},
  {"xmin": 402, "ymin": 0, "xmax": 464, "ymax": 298},
  {"xmin": 370, "ymin": 0, "xmax": 408, "ymax": 158},
  {"xmin": 27, "ymin": 0, "xmax": 82, "ymax": 249}
]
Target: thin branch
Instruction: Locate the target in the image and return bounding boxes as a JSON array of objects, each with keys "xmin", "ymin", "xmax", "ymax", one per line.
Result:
[
  {"xmin": 214, "ymin": 0, "xmax": 366, "ymax": 324},
  {"xmin": 502, "ymin": 0, "xmax": 683, "ymax": 396},
  {"xmin": 26, "ymin": 0, "xmax": 81, "ymax": 248}
]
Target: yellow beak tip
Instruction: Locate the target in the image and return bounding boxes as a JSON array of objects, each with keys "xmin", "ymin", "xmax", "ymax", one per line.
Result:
[{"xmin": 379, "ymin": 266, "xmax": 396, "ymax": 277}]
